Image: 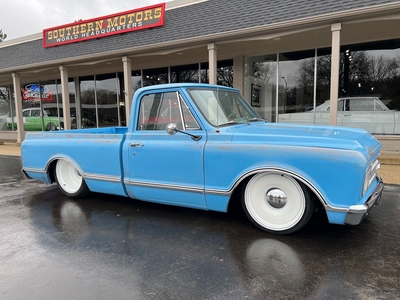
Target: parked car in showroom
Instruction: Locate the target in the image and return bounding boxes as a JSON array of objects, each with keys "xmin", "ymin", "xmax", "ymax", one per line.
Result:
[
  {"xmin": 279, "ymin": 97, "xmax": 400, "ymax": 135},
  {"xmin": 7, "ymin": 107, "xmax": 62, "ymax": 131}
]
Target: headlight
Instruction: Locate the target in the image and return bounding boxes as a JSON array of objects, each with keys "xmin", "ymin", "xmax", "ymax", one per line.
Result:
[{"xmin": 363, "ymin": 159, "xmax": 380, "ymax": 195}]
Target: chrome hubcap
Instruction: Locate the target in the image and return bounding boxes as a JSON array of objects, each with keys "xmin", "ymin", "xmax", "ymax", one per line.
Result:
[{"xmin": 265, "ymin": 188, "xmax": 287, "ymax": 209}]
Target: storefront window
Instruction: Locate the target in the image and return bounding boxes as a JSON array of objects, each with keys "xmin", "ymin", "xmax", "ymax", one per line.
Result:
[
  {"xmin": 200, "ymin": 62, "xmax": 209, "ymax": 84},
  {"xmin": 143, "ymin": 67, "xmax": 168, "ymax": 86},
  {"xmin": 271, "ymin": 39, "xmax": 400, "ymax": 134},
  {"xmin": 131, "ymin": 70, "xmax": 142, "ymax": 92},
  {"xmin": 79, "ymin": 75, "xmax": 97, "ymax": 128},
  {"xmin": 171, "ymin": 64, "xmax": 199, "ymax": 83},
  {"xmin": 278, "ymin": 50, "xmax": 315, "ymax": 117},
  {"xmin": 217, "ymin": 60, "xmax": 233, "ymax": 87},
  {"xmin": 5, "ymin": 80, "xmax": 65, "ymax": 131},
  {"xmin": 244, "ymin": 54, "xmax": 277, "ymax": 122},
  {"xmin": 0, "ymin": 86, "xmax": 13, "ymax": 131},
  {"xmin": 68, "ymin": 78, "xmax": 76, "ymax": 129},
  {"xmin": 339, "ymin": 40, "xmax": 400, "ymax": 110},
  {"xmin": 200, "ymin": 60, "xmax": 233, "ymax": 87},
  {"xmin": 316, "ymin": 47, "xmax": 331, "ymax": 110},
  {"xmin": 95, "ymin": 73, "xmax": 119, "ymax": 127}
]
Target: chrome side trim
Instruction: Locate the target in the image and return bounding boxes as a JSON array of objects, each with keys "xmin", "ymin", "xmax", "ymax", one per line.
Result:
[
  {"xmin": 124, "ymin": 179, "xmax": 204, "ymax": 194},
  {"xmin": 25, "ymin": 157, "xmax": 122, "ymax": 183},
  {"xmin": 84, "ymin": 173, "xmax": 121, "ymax": 183},
  {"xmin": 22, "ymin": 167, "xmax": 47, "ymax": 174},
  {"xmin": 205, "ymin": 189, "xmax": 230, "ymax": 196}
]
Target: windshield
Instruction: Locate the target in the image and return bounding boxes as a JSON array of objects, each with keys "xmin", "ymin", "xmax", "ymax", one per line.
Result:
[{"xmin": 187, "ymin": 88, "xmax": 262, "ymax": 126}]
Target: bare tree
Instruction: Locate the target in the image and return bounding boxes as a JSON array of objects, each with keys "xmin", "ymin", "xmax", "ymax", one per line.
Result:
[
  {"xmin": 217, "ymin": 66, "xmax": 233, "ymax": 87},
  {"xmin": 296, "ymin": 51, "xmax": 400, "ymax": 108},
  {"xmin": 0, "ymin": 29, "xmax": 7, "ymax": 42},
  {"xmin": 253, "ymin": 62, "xmax": 276, "ymax": 85}
]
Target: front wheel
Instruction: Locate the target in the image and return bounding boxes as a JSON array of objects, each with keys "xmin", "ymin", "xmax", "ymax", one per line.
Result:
[
  {"xmin": 54, "ymin": 159, "xmax": 89, "ymax": 198},
  {"xmin": 242, "ymin": 172, "xmax": 314, "ymax": 234}
]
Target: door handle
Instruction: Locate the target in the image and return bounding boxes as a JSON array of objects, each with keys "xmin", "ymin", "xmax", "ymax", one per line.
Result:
[
  {"xmin": 344, "ymin": 114, "xmax": 351, "ymax": 117},
  {"xmin": 130, "ymin": 143, "xmax": 144, "ymax": 147}
]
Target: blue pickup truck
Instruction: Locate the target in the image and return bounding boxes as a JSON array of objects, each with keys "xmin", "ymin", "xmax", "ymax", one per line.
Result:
[{"xmin": 21, "ymin": 83, "xmax": 384, "ymax": 234}]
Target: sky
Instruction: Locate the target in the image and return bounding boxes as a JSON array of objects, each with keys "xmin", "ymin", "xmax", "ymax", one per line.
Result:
[{"xmin": 1, "ymin": 0, "xmax": 171, "ymax": 41}]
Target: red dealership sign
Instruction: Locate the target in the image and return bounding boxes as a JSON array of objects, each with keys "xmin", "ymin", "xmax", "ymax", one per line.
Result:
[
  {"xmin": 22, "ymin": 84, "xmax": 53, "ymax": 101},
  {"xmin": 43, "ymin": 3, "xmax": 165, "ymax": 48}
]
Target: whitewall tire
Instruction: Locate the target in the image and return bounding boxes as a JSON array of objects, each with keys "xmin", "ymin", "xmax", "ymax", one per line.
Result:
[
  {"xmin": 242, "ymin": 172, "xmax": 314, "ymax": 234},
  {"xmin": 54, "ymin": 159, "xmax": 89, "ymax": 198}
]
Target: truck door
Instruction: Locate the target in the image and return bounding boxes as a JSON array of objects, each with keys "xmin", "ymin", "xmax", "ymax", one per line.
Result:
[{"xmin": 124, "ymin": 90, "xmax": 207, "ymax": 209}]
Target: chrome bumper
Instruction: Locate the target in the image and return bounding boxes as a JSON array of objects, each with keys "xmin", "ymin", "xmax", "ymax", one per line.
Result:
[{"xmin": 345, "ymin": 176, "xmax": 384, "ymax": 225}]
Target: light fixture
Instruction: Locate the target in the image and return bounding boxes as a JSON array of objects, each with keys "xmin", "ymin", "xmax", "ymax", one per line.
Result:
[{"xmin": 273, "ymin": 37, "xmax": 281, "ymax": 41}]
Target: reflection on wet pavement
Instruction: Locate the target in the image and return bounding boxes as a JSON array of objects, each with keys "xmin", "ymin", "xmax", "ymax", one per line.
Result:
[{"xmin": 1, "ymin": 156, "xmax": 399, "ymax": 299}]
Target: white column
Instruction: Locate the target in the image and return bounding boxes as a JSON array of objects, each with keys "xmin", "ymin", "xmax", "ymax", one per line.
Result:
[
  {"xmin": 208, "ymin": 43, "xmax": 218, "ymax": 85},
  {"xmin": 122, "ymin": 56, "xmax": 133, "ymax": 125},
  {"xmin": 330, "ymin": 23, "xmax": 341, "ymax": 126},
  {"xmin": 59, "ymin": 66, "xmax": 71, "ymax": 130},
  {"xmin": 12, "ymin": 73, "xmax": 24, "ymax": 143}
]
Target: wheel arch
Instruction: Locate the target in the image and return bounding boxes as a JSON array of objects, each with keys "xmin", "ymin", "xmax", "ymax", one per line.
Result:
[
  {"xmin": 228, "ymin": 167, "xmax": 328, "ymax": 210},
  {"xmin": 45, "ymin": 156, "xmax": 85, "ymax": 184}
]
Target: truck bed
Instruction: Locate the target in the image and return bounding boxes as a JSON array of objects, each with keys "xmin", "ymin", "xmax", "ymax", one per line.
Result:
[{"xmin": 21, "ymin": 127, "xmax": 129, "ymax": 197}]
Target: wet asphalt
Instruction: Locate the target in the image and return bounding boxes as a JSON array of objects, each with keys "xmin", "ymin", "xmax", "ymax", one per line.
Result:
[{"xmin": 0, "ymin": 156, "xmax": 399, "ymax": 300}]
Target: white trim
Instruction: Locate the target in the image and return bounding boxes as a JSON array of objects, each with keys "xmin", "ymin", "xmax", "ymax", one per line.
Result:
[{"xmin": 0, "ymin": 33, "xmax": 42, "ymax": 48}]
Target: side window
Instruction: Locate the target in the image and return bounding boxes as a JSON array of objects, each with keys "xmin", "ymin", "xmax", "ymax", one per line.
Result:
[
  {"xmin": 349, "ymin": 99, "xmax": 374, "ymax": 111},
  {"xmin": 327, "ymin": 100, "xmax": 344, "ymax": 112},
  {"xmin": 338, "ymin": 100, "xmax": 344, "ymax": 111},
  {"xmin": 31, "ymin": 109, "xmax": 41, "ymax": 117},
  {"xmin": 374, "ymin": 99, "xmax": 386, "ymax": 111},
  {"xmin": 179, "ymin": 95, "xmax": 200, "ymax": 130},
  {"xmin": 137, "ymin": 92, "xmax": 200, "ymax": 131},
  {"xmin": 22, "ymin": 110, "xmax": 30, "ymax": 117}
]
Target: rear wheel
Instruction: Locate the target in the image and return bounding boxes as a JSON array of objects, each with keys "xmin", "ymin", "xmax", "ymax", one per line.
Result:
[
  {"xmin": 242, "ymin": 172, "xmax": 314, "ymax": 234},
  {"xmin": 54, "ymin": 159, "xmax": 89, "ymax": 198}
]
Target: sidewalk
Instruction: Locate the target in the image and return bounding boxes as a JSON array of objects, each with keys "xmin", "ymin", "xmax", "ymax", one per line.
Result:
[{"xmin": 2, "ymin": 138, "xmax": 400, "ymax": 185}]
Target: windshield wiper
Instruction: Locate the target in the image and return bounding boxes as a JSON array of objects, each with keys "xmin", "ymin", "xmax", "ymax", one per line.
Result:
[
  {"xmin": 218, "ymin": 120, "xmax": 251, "ymax": 127},
  {"xmin": 248, "ymin": 118, "xmax": 267, "ymax": 122}
]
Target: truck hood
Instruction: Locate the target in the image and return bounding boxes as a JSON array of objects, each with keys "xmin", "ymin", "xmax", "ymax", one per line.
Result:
[{"xmin": 229, "ymin": 122, "xmax": 381, "ymax": 159}]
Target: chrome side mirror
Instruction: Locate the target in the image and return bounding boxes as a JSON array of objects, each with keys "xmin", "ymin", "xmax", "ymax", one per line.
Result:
[
  {"xmin": 166, "ymin": 123, "xmax": 178, "ymax": 136},
  {"xmin": 166, "ymin": 122, "xmax": 202, "ymax": 141}
]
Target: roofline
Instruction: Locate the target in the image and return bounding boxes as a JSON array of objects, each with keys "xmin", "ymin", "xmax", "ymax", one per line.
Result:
[
  {"xmin": 0, "ymin": 33, "xmax": 42, "ymax": 48},
  {"xmin": 166, "ymin": 0, "xmax": 209, "ymax": 10},
  {"xmin": 1, "ymin": 1, "xmax": 400, "ymax": 74}
]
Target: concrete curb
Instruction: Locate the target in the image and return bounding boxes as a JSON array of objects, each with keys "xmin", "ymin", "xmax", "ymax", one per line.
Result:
[{"xmin": 379, "ymin": 155, "xmax": 400, "ymax": 165}]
